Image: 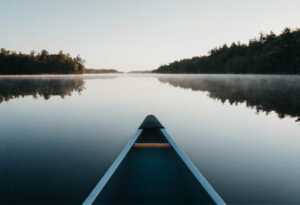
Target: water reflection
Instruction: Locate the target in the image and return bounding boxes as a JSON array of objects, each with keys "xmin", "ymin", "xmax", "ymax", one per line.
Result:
[
  {"xmin": 0, "ymin": 75, "xmax": 118, "ymax": 103},
  {"xmin": 157, "ymin": 75, "xmax": 300, "ymax": 121},
  {"xmin": 0, "ymin": 74, "xmax": 299, "ymax": 204},
  {"xmin": 1, "ymin": 74, "xmax": 300, "ymax": 122}
]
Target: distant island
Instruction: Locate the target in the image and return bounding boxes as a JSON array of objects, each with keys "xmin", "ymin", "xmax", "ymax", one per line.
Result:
[
  {"xmin": 85, "ymin": 68, "xmax": 122, "ymax": 74},
  {"xmin": 0, "ymin": 49, "xmax": 85, "ymax": 74},
  {"xmin": 153, "ymin": 28, "xmax": 300, "ymax": 74}
]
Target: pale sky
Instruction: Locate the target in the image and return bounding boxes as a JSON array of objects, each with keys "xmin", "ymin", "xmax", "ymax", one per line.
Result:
[{"xmin": 1, "ymin": 0, "xmax": 300, "ymax": 71}]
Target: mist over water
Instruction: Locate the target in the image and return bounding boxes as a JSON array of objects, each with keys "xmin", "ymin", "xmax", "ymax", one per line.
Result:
[
  {"xmin": 0, "ymin": 74, "xmax": 299, "ymax": 204},
  {"xmin": 157, "ymin": 74, "xmax": 300, "ymax": 122}
]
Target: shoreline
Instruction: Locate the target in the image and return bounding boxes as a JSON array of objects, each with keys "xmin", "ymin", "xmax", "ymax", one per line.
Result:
[{"xmin": 0, "ymin": 73, "xmax": 299, "ymax": 79}]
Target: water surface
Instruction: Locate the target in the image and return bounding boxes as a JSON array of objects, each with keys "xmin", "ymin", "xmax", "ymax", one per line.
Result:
[{"xmin": 0, "ymin": 74, "xmax": 299, "ymax": 204}]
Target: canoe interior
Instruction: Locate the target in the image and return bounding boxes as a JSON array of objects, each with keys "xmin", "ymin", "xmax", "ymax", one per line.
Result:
[{"xmin": 94, "ymin": 128, "xmax": 215, "ymax": 204}]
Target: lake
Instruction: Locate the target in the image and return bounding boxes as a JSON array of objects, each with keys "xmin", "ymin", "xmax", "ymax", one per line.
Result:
[{"xmin": 0, "ymin": 74, "xmax": 300, "ymax": 204}]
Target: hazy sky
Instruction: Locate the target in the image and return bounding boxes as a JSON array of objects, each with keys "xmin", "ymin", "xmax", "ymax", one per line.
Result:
[{"xmin": 1, "ymin": 0, "xmax": 300, "ymax": 71}]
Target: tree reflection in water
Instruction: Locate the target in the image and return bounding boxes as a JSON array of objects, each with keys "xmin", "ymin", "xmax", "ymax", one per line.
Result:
[
  {"xmin": 0, "ymin": 76, "xmax": 85, "ymax": 103},
  {"xmin": 0, "ymin": 75, "xmax": 121, "ymax": 104},
  {"xmin": 157, "ymin": 75, "xmax": 300, "ymax": 121}
]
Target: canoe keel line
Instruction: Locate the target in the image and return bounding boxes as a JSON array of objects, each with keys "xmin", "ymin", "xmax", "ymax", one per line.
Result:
[{"xmin": 83, "ymin": 115, "xmax": 225, "ymax": 204}]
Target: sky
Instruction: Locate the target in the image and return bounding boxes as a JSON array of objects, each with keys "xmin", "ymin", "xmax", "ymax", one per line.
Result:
[{"xmin": 1, "ymin": 0, "xmax": 300, "ymax": 71}]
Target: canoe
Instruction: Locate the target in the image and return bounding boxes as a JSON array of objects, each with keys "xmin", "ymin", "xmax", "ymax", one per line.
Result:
[{"xmin": 83, "ymin": 115, "xmax": 225, "ymax": 205}]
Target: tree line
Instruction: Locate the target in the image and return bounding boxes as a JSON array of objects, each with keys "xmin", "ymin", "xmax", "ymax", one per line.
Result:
[
  {"xmin": 0, "ymin": 49, "xmax": 85, "ymax": 74},
  {"xmin": 154, "ymin": 28, "xmax": 300, "ymax": 74}
]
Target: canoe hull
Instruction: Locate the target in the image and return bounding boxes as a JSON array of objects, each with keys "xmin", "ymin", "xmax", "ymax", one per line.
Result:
[{"xmin": 83, "ymin": 116, "xmax": 225, "ymax": 205}]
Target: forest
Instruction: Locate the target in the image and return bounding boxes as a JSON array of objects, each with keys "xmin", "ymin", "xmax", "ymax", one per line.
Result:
[
  {"xmin": 154, "ymin": 28, "xmax": 300, "ymax": 74},
  {"xmin": 0, "ymin": 49, "xmax": 85, "ymax": 74}
]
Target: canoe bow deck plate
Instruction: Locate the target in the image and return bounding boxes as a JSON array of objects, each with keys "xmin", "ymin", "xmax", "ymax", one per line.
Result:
[{"xmin": 83, "ymin": 115, "xmax": 225, "ymax": 205}]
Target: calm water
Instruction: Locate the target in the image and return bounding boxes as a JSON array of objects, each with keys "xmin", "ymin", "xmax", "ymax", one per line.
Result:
[{"xmin": 0, "ymin": 74, "xmax": 300, "ymax": 204}]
